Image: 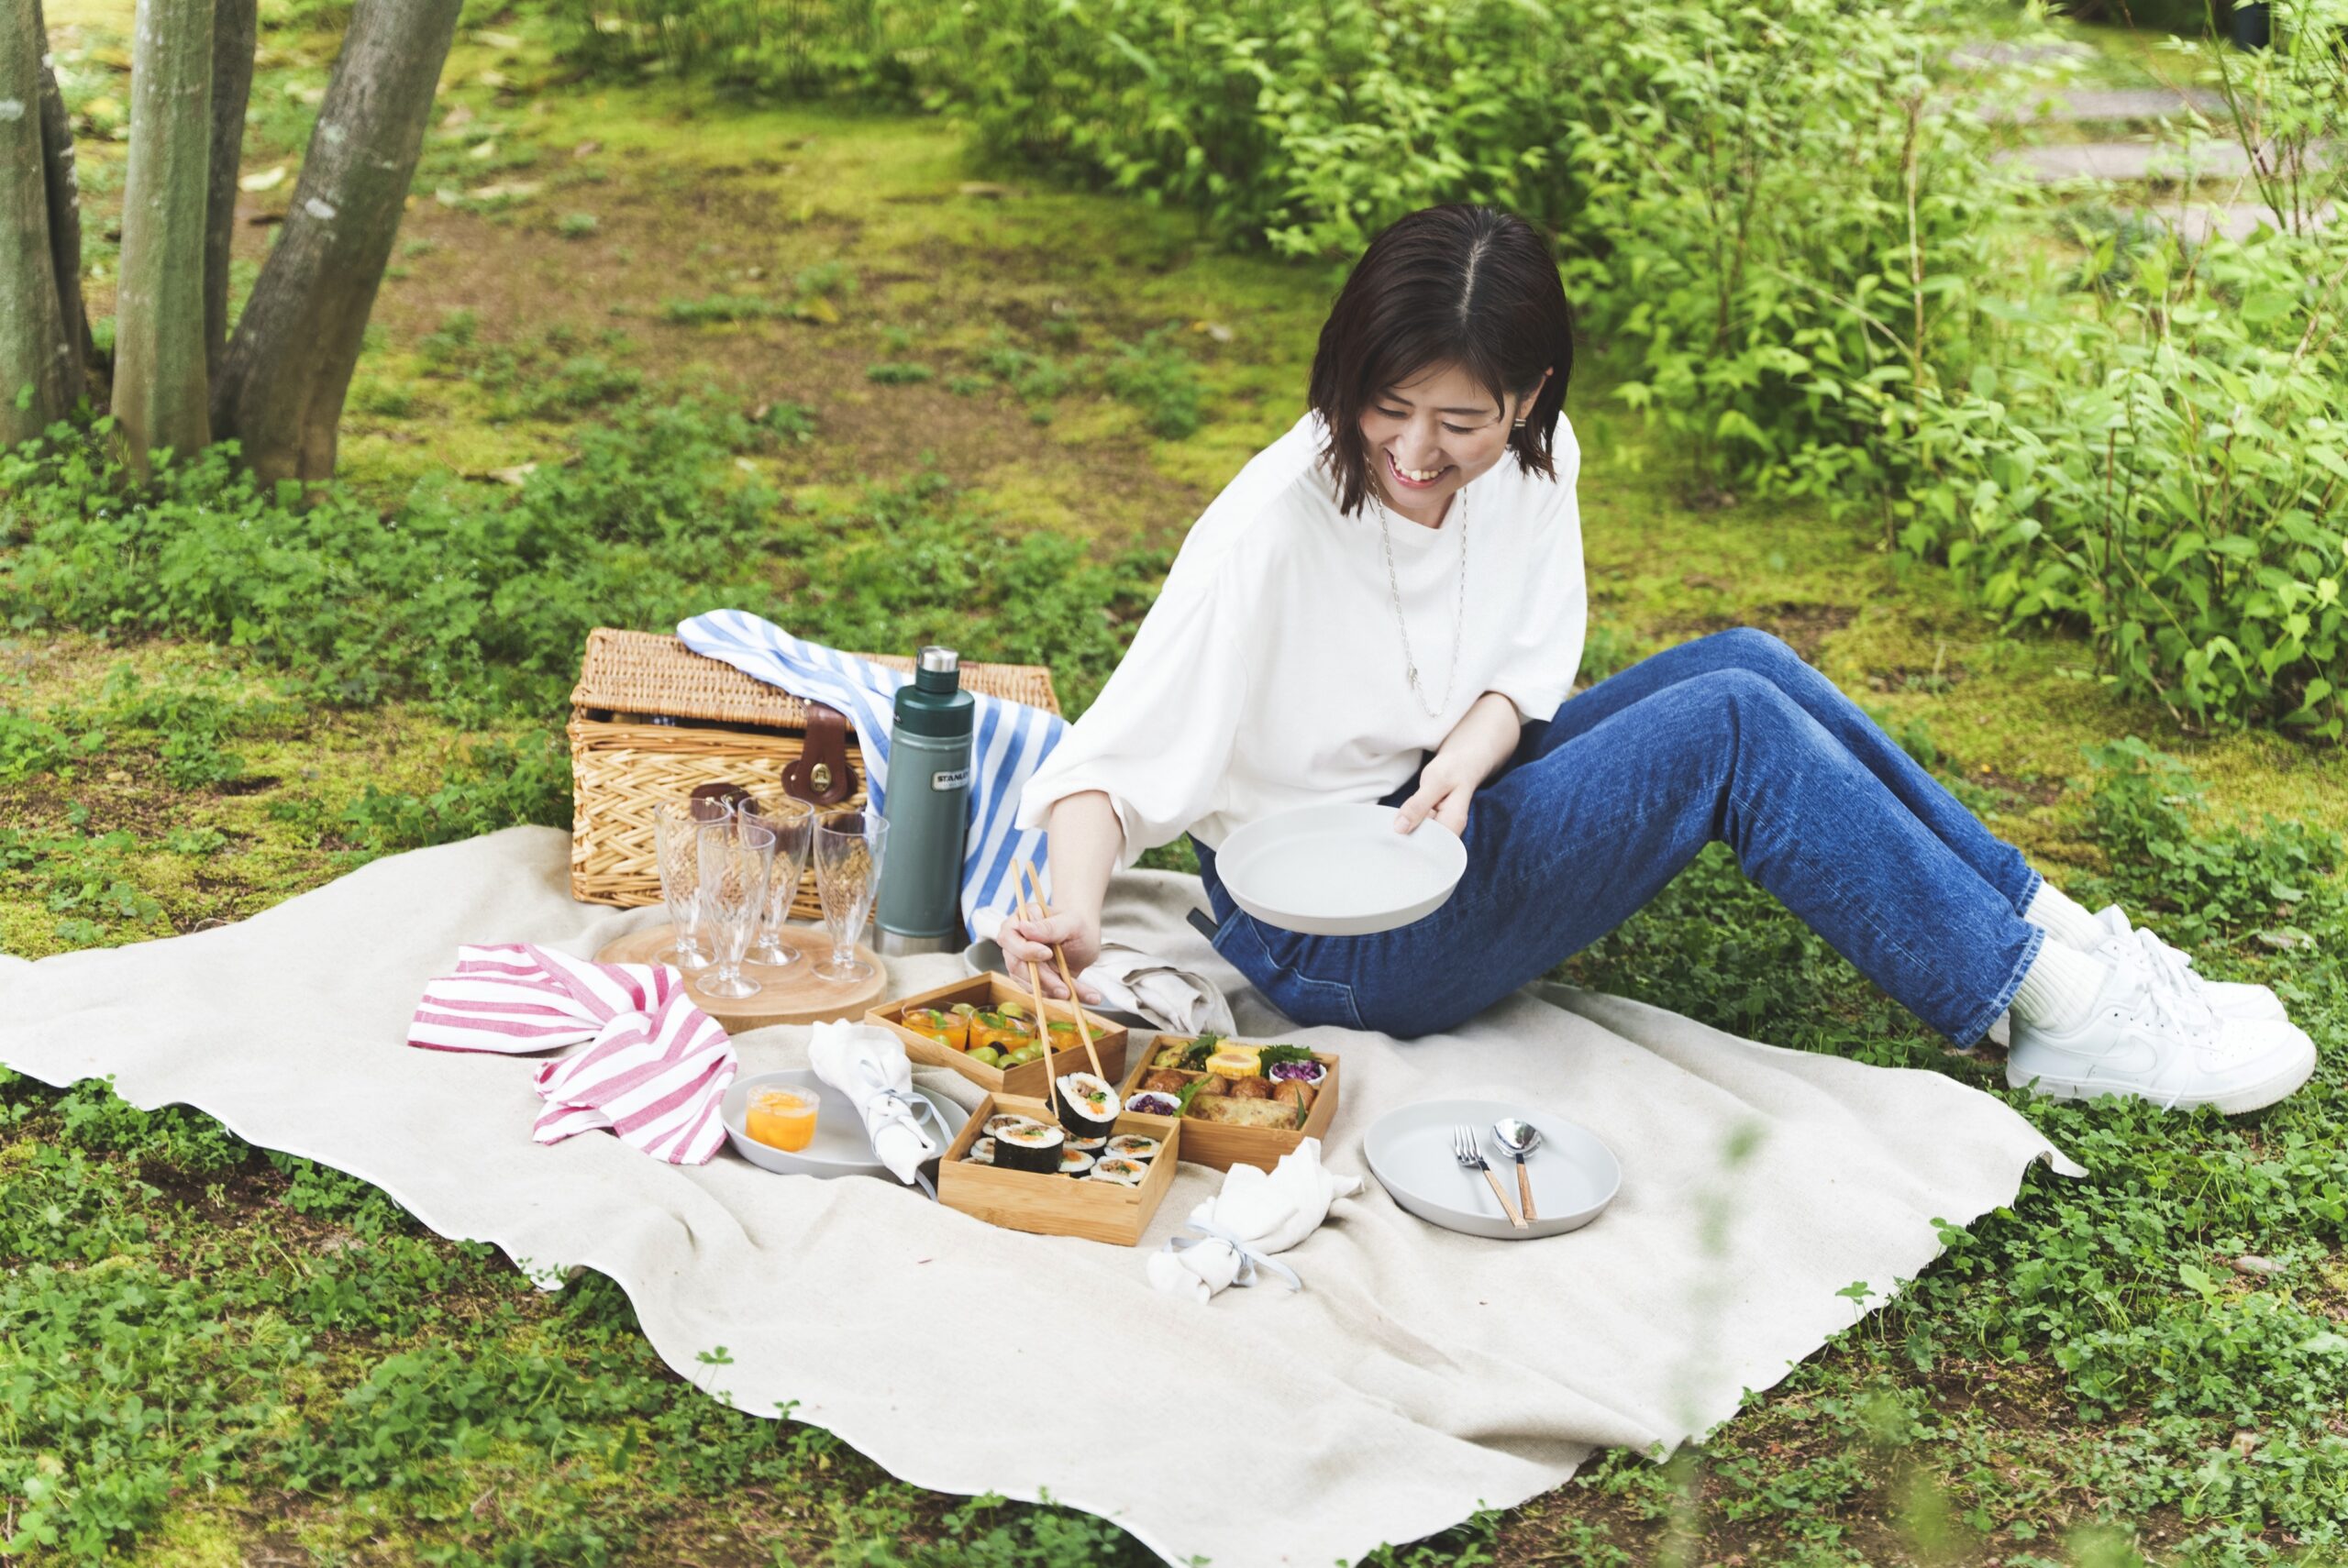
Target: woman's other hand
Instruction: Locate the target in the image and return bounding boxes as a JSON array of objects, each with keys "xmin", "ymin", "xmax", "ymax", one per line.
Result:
[
  {"xmin": 1392, "ymin": 751, "xmax": 1483, "ymax": 837},
  {"xmin": 1394, "ymin": 691, "xmax": 1523, "ymax": 837},
  {"xmin": 999, "ymin": 908, "xmax": 1105, "ymax": 1004}
]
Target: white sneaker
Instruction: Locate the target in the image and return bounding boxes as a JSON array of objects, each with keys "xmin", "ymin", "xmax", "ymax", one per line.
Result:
[
  {"xmin": 2090, "ymin": 905, "xmax": 2288, "ymax": 1021},
  {"xmin": 2008, "ymin": 954, "xmax": 2317, "ymax": 1114}
]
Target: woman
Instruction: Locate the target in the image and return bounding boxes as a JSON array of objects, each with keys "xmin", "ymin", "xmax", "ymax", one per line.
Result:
[{"xmin": 1002, "ymin": 203, "xmax": 2317, "ymax": 1115}]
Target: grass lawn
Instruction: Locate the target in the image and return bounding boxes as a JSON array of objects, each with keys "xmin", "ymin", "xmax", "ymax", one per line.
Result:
[{"xmin": 4, "ymin": 4, "xmax": 2345, "ymax": 1564}]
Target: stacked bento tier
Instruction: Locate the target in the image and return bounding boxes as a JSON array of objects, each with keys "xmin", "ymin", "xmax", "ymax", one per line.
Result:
[
  {"xmin": 937, "ymin": 1085, "xmax": 1180, "ymax": 1246},
  {"xmin": 1119, "ymin": 1033, "xmax": 1341, "ymax": 1174}
]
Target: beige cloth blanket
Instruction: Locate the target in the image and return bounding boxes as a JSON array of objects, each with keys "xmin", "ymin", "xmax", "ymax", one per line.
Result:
[{"xmin": 0, "ymin": 827, "xmax": 2079, "ymax": 1566}]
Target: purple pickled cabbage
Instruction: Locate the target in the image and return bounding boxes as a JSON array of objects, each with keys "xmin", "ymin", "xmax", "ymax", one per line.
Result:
[
  {"xmin": 1125, "ymin": 1092, "xmax": 1178, "ymax": 1116},
  {"xmin": 1268, "ymin": 1060, "xmax": 1325, "ymax": 1085}
]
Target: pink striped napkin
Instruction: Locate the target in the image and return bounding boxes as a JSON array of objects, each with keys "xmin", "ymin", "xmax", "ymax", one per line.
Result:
[{"xmin": 409, "ymin": 944, "xmax": 737, "ymax": 1165}]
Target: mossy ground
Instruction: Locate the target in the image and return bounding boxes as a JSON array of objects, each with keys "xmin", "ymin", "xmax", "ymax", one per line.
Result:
[{"xmin": 6, "ymin": 4, "xmax": 2346, "ymax": 1566}]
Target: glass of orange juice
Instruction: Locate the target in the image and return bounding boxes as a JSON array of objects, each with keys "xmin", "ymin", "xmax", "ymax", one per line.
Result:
[{"xmin": 745, "ymin": 1086, "xmax": 819, "ymax": 1153}]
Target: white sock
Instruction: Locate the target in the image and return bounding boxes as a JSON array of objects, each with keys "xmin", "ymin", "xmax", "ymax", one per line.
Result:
[
  {"xmin": 2010, "ymin": 938, "xmax": 2110, "ymax": 1032},
  {"xmin": 2024, "ymin": 878, "xmax": 2105, "ymax": 952}
]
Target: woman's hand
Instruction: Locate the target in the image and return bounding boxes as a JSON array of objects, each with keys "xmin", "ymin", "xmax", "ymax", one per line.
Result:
[
  {"xmin": 1392, "ymin": 748, "xmax": 1485, "ymax": 837},
  {"xmin": 999, "ymin": 907, "xmax": 1104, "ymax": 1004},
  {"xmin": 1394, "ymin": 691, "xmax": 1523, "ymax": 837}
]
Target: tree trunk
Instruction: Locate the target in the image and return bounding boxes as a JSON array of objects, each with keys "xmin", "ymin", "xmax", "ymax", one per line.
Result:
[
  {"xmin": 34, "ymin": 0, "xmax": 93, "ymax": 403},
  {"xmin": 205, "ymin": 0, "xmax": 257, "ymax": 382},
  {"xmin": 212, "ymin": 0, "xmax": 460, "ymax": 482},
  {"xmin": 112, "ymin": 0, "xmax": 215, "ymax": 470},
  {"xmin": 1, "ymin": 0, "xmax": 76, "ymax": 443}
]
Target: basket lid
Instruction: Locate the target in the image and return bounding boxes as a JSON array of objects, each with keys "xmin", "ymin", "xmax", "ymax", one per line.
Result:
[{"xmin": 570, "ymin": 627, "xmax": 1060, "ymax": 728}]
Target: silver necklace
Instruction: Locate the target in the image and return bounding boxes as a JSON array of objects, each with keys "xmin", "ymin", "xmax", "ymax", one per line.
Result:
[{"xmin": 1371, "ymin": 481, "xmax": 1468, "ymax": 718}]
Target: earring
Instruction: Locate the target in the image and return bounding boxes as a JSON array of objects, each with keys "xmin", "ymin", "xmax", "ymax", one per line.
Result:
[{"xmin": 1512, "ymin": 418, "xmax": 1525, "ymax": 428}]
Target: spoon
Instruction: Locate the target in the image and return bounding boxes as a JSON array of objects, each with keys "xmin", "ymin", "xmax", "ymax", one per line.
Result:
[{"xmin": 1493, "ymin": 1118, "xmax": 1540, "ymax": 1222}]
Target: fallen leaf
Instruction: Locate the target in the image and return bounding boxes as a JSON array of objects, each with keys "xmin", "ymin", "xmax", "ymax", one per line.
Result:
[
  {"xmin": 467, "ymin": 181, "xmax": 542, "ymax": 203},
  {"xmin": 958, "ymin": 181, "xmax": 1018, "ymax": 199},
  {"xmin": 441, "ymin": 104, "xmax": 475, "ymax": 131},
  {"xmin": 475, "ymin": 28, "xmax": 525, "ymax": 49},
  {"xmin": 476, "ymin": 69, "xmax": 511, "ymax": 89},
  {"xmin": 2233, "ymin": 1430, "xmax": 2262, "ymax": 1457},
  {"xmin": 735, "ymin": 458, "xmax": 759, "ymax": 474},
  {"xmin": 285, "ymin": 83, "xmax": 325, "ymax": 105},
  {"xmin": 238, "ymin": 164, "xmax": 289, "ymax": 193},
  {"xmin": 435, "ymin": 186, "xmax": 464, "ymax": 207},
  {"xmin": 573, "ymin": 139, "xmax": 602, "ymax": 158},
  {"xmin": 1191, "ymin": 319, "xmax": 1235, "ymax": 343},
  {"xmin": 792, "ymin": 295, "xmax": 840, "ymax": 325},
  {"xmin": 487, "ymin": 463, "xmax": 537, "ymax": 487},
  {"xmin": 469, "ymin": 138, "xmax": 498, "ymax": 160},
  {"xmin": 2233, "ymin": 1253, "xmax": 2283, "ymax": 1275}
]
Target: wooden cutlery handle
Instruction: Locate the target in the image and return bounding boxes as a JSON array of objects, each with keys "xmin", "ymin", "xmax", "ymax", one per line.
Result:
[
  {"xmin": 1515, "ymin": 1158, "xmax": 1536, "ymax": 1223},
  {"xmin": 1481, "ymin": 1165, "xmax": 1527, "ymax": 1230}
]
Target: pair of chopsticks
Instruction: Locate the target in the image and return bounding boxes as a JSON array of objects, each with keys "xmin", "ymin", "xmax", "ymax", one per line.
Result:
[{"xmin": 1012, "ymin": 856, "xmax": 1103, "ymax": 1122}]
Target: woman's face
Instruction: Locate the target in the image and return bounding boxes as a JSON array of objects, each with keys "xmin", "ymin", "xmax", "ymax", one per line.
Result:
[{"xmin": 1358, "ymin": 360, "xmax": 1547, "ymax": 520}]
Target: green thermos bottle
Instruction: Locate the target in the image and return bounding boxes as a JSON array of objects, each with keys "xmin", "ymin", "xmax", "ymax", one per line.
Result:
[{"xmin": 874, "ymin": 646, "xmax": 974, "ymax": 955}]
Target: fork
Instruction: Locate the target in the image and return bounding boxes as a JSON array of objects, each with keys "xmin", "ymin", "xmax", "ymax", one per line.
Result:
[{"xmin": 1452, "ymin": 1125, "xmax": 1528, "ymax": 1230}]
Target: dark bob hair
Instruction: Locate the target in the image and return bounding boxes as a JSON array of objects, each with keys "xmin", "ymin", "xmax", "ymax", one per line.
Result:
[{"xmin": 1307, "ymin": 203, "xmax": 1575, "ymax": 517}]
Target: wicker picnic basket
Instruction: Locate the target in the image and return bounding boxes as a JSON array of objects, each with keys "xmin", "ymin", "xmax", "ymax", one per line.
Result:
[{"xmin": 567, "ymin": 627, "xmax": 1060, "ymax": 918}]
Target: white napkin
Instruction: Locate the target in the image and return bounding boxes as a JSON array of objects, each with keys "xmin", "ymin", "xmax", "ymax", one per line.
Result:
[
  {"xmin": 1146, "ymin": 1139, "xmax": 1362, "ymax": 1303},
  {"xmin": 967, "ymin": 911, "xmax": 1235, "ymax": 1036},
  {"xmin": 806, "ymin": 1020, "xmax": 942, "ymax": 1186}
]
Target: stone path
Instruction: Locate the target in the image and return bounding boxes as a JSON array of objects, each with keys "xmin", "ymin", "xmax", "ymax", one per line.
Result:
[{"xmin": 1954, "ymin": 39, "xmax": 2335, "ymax": 237}]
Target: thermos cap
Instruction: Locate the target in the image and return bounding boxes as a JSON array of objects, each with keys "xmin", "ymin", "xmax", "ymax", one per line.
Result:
[{"xmin": 897, "ymin": 644, "xmax": 975, "ymax": 733}]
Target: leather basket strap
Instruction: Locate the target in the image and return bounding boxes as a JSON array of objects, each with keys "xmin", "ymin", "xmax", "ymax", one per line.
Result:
[{"xmin": 781, "ymin": 701, "xmax": 858, "ymax": 805}]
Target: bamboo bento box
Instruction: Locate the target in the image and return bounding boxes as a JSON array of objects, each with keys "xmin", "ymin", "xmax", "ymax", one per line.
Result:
[
  {"xmin": 567, "ymin": 627, "xmax": 1059, "ymax": 920},
  {"xmin": 936, "ymin": 1094, "xmax": 1181, "ymax": 1246},
  {"xmin": 866, "ymin": 972, "xmax": 1129, "ymax": 1100},
  {"xmin": 1120, "ymin": 1034, "xmax": 1341, "ymax": 1174}
]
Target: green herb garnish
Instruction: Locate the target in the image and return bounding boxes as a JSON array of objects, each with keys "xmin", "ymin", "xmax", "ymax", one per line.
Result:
[
  {"xmin": 1173, "ymin": 1077, "xmax": 1210, "ymax": 1115},
  {"xmin": 1178, "ymin": 1032, "xmax": 1224, "ymax": 1070},
  {"xmin": 1257, "ymin": 1044, "xmax": 1313, "ymax": 1072}
]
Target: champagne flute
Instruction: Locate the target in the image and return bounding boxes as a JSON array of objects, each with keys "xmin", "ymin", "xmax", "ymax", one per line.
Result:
[
  {"xmin": 741, "ymin": 792, "xmax": 815, "ymax": 968},
  {"xmin": 697, "ymin": 815, "xmax": 776, "ymax": 1000},
  {"xmin": 654, "ymin": 795, "xmax": 731, "ymax": 971},
  {"xmin": 813, "ymin": 808, "xmax": 888, "ymax": 985}
]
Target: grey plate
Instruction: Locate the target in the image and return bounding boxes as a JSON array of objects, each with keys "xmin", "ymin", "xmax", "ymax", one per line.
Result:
[
  {"xmin": 721, "ymin": 1068, "xmax": 969, "ymax": 1179},
  {"xmin": 1363, "ymin": 1099, "xmax": 1621, "ymax": 1241},
  {"xmin": 1215, "ymin": 803, "xmax": 1467, "ymax": 935}
]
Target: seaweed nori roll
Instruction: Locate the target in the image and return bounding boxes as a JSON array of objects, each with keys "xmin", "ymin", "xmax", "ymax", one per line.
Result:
[
  {"xmin": 1064, "ymin": 1133, "xmax": 1109, "ymax": 1154},
  {"xmin": 1058, "ymin": 1148, "xmax": 1097, "ymax": 1177},
  {"xmin": 984, "ymin": 1112, "xmax": 1031, "ymax": 1137},
  {"xmin": 965, "ymin": 1137, "xmax": 997, "ymax": 1165},
  {"xmin": 1104, "ymin": 1134, "xmax": 1160, "ymax": 1163},
  {"xmin": 1087, "ymin": 1155, "xmax": 1148, "ymax": 1186},
  {"xmin": 992, "ymin": 1119, "xmax": 1065, "ymax": 1173},
  {"xmin": 1054, "ymin": 1072, "xmax": 1120, "ymax": 1140}
]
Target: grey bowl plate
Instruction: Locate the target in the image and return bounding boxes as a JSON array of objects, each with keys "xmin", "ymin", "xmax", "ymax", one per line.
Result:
[
  {"xmin": 1363, "ymin": 1098, "xmax": 1621, "ymax": 1241},
  {"xmin": 958, "ymin": 938, "xmax": 1155, "ymax": 1029},
  {"xmin": 721, "ymin": 1067, "xmax": 969, "ymax": 1179},
  {"xmin": 1215, "ymin": 803, "xmax": 1467, "ymax": 936}
]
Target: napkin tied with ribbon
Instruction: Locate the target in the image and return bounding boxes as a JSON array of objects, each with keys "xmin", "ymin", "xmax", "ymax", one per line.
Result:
[
  {"xmin": 1146, "ymin": 1139, "xmax": 1361, "ymax": 1303},
  {"xmin": 408, "ymin": 944, "xmax": 737, "ymax": 1165},
  {"xmin": 807, "ymin": 1019, "xmax": 944, "ymax": 1188}
]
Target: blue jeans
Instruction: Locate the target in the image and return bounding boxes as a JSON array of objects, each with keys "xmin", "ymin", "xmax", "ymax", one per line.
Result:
[{"xmin": 1192, "ymin": 627, "xmax": 2046, "ymax": 1047}]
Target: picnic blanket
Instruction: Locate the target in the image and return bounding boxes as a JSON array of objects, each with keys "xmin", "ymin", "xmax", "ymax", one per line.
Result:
[{"xmin": 0, "ymin": 827, "xmax": 2080, "ymax": 1566}]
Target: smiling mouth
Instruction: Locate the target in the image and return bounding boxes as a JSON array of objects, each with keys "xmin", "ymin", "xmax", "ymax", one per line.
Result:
[{"xmin": 1387, "ymin": 450, "xmax": 1450, "ymax": 489}]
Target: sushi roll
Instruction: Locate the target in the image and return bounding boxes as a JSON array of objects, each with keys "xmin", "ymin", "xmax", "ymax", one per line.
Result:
[
  {"xmin": 992, "ymin": 1119, "xmax": 1065, "ymax": 1173},
  {"xmin": 965, "ymin": 1137, "xmax": 997, "ymax": 1165},
  {"xmin": 1104, "ymin": 1134, "xmax": 1160, "ymax": 1163},
  {"xmin": 985, "ymin": 1111, "xmax": 1036, "ymax": 1138},
  {"xmin": 1124, "ymin": 1090, "xmax": 1179, "ymax": 1117},
  {"xmin": 1088, "ymin": 1156, "xmax": 1148, "ymax": 1186},
  {"xmin": 1054, "ymin": 1072, "xmax": 1121, "ymax": 1142},
  {"xmin": 1065, "ymin": 1133, "xmax": 1109, "ymax": 1154},
  {"xmin": 1058, "ymin": 1147, "xmax": 1097, "ymax": 1177}
]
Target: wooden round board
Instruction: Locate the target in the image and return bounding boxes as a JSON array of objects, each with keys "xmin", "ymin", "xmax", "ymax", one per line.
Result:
[{"xmin": 593, "ymin": 923, "xmax": 887, "ymax": 1031}]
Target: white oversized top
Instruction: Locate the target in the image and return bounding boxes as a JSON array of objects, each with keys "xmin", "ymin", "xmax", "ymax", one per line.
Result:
[{"xmin": 1014, "ymin": 406, "xmax": 1588, "ymax": 867}]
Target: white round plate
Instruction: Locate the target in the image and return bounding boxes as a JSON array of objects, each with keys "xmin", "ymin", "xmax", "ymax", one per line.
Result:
[
  {"xmin": 721, "ymin": 1068, "xmax": 969, "ymax": 1179},
  {"xmin": 1216, "ymin": 802, "xmax": 1468, "ymax": 936},
  {"xmin": 1363, "ymin": 1099, "xmax": 1621, "ymax": 1241}
]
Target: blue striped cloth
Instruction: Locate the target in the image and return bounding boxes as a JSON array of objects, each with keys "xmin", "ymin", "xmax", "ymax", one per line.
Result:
[{"xmin": 676, "ymin": 611, "xmax": 1066, "ymax": 924}]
